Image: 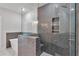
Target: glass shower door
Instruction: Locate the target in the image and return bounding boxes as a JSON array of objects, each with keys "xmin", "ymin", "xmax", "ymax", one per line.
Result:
[
  {"xmin": 53, "ymin": 3, "xmax": 76, "ymax": 56},
  {"xmin": 69, "ymin": 3, "xmax": 76, "ymax": 56}
]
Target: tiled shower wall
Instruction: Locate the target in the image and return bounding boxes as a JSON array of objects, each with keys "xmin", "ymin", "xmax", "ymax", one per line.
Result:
[{"xmin": 38, "ymin": 3, "xmax": 73, "ymax": 56}]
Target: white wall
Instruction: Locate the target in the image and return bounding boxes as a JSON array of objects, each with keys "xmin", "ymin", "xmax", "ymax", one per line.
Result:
[
  {"xmin": 22, "ymin": 9, "xmax": 38, "ymax": 33},
  {"xmin": 0, "ymin": 8, "xmax": 21, "ymax": 49}
]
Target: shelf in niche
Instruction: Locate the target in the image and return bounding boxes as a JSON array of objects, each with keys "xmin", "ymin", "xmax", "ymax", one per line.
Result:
[
  {"xmin": 52, "ymin": 30, "xmax": 59, "ymax": 33},
  {"xmin": 52, "ymin": 27, "xmax": 59, "ymax": 30},
  {"xmin": 52, "ymin": 24, "xmax": 59, "ymax": 27},
  {"xmin": 52, "ymin": 17, "xmax": 59, "ymax": 22},
  {"xmin": 54, "ymin": 26, "xmax": 59, "ymax": 29},
  {"xmin": 52, "ymin": 17, "xmax": 59, "ymax": 33},
  {"xmin": 52, "ymin": 30, "xmax": 59, "ymax": 31}
]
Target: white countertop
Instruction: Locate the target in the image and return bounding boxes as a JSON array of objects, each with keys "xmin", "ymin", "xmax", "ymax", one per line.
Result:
[{"xmin": 26, "ymin": 36, "xmax": 39, "ymax": 39}]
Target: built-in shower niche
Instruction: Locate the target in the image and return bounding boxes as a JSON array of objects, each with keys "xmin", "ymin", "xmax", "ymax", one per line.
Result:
[{"xmin": 52, "ymin": 17, "xmax": 59, "ymax": 33}]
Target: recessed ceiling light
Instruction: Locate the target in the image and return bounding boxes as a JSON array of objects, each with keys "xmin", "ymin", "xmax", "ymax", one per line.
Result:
[
  {"xmin": 21, "ymin": 8, "xmax": 26, "ymax": 12},
  {"xmin": 54, "ymin": 4, "xmax": 58, "ymax": 8}
]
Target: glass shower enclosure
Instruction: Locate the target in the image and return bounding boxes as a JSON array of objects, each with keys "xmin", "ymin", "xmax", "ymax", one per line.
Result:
[{"xmin": 38, "ymin": 3, "xmax": 76, "ymax": 56}]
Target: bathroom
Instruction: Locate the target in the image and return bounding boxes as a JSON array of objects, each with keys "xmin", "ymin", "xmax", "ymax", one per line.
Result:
[{"xmin": 0, "ymin": 3, "xmax": 78, "ymax": 56}]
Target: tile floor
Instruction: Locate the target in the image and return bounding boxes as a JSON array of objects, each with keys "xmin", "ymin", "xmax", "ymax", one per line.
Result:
[
  {"xmin": 0, "ymin": 48, "xmax": 52, "ymax": 56},
  {"xmin": 0, "ymin": 48, "xmax": 16, "ymax": 56}
]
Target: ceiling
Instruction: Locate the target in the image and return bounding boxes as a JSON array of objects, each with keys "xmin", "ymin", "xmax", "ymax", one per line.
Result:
[{"xmin": 0, "ymin": 3, "xmax": 47, "ymax": 14}]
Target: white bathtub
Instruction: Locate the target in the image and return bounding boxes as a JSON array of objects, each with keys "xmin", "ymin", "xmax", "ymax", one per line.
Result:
[{"xmin": 10, "ymin": 38, "xmax": 18, "ymax": 55}]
